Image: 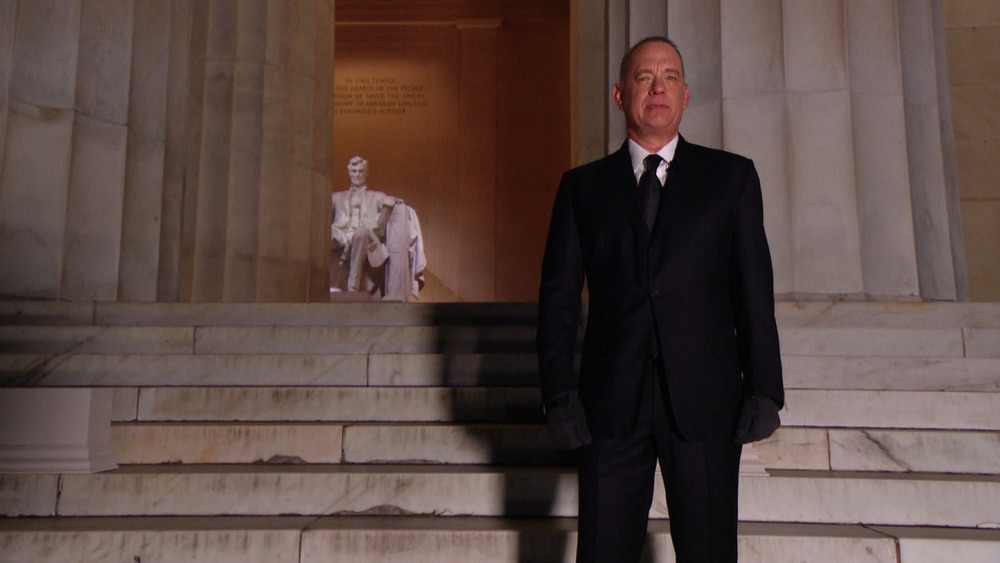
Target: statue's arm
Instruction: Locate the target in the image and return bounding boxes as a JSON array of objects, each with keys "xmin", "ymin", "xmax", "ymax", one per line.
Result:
[{"xmin": 373, "ymin": 191, "xmax": 403, "ymax": 208}]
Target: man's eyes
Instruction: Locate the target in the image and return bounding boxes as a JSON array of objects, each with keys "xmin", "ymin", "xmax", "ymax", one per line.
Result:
[{"xmin": 635, "ymin": 74, "xmax": 679, "ymax": 83}]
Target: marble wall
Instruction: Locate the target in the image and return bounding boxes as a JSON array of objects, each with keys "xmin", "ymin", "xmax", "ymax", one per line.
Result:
[
  {"xmin": 0, "ymin": 0, "xmax": 335, "ymax": 302},
  {"xmin": 944, "ymin": 0, "xmax": 1000, "ymax": 301},
  {"xmin": 578, "ymin": 0, "xmax": 970, "ymax": 302}
]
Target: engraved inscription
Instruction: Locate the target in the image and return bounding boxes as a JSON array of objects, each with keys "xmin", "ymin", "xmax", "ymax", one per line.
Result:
[{"xmin": 336, "ymin": 77, "xmax": 428, "ymax": 116}]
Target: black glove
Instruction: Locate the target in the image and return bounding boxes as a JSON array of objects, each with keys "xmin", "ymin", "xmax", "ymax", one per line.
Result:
[
  {"xmin": 544, "ymin": 392, "xmax": 592, "ymax": 450},
  {"xmin": 734, "ymin": 395, "xmax": 781, "ymax": 444}
]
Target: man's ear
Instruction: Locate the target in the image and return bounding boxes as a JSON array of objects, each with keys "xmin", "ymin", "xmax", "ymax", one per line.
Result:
[{"xmin": 612, "ymin": 83, "xmax": 624, "ymax": 111}]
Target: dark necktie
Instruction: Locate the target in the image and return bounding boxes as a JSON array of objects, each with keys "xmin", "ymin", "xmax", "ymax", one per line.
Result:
[{"xmin": 638, "ymin": 154, "xmax": 663, "ymax": 232}]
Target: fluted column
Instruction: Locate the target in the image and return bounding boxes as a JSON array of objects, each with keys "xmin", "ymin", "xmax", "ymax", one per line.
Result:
[
  {"xmin": 847, "ymin": 0, "xmax": 920, "ymax": 298},
  {"xmin": 783, "ymin": 0, "xmax": 865, "ymax": 297},
  {"xmin": 0, "ymin": 1, "xmax": 80, "ymax": 299},
  {"xmin": 898, "ymin": 0, "xmax": 967, "ymax": 300},
  {"xmin": 585, "ymin": 0, "xmax": 965, "ymax": 301},
  {"xmin": 0, "ymin": 0, "xmax": 334, "ymax": 303},
  {"xmin": 668, "ymin": 0, "xmax": 722, "ymax": 148},
  {"xmin": 720, "ymin": 0, "xmax": 793, "ymax": 294},
  {"xmin": 120, "ymin": 0, "xmax": 171, "ymax": 302}
]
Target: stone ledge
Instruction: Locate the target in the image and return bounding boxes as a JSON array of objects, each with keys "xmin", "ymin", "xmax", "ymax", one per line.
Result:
[
  {"xmin": 4, "ymin": 352, "xmax": 997, "ymax": 389},
  {"xmin": 105, "ymin": 421, "xmax": 1000, "ymax": 476},
  {"xmin": 3, "ymin": 465, "xmax": 997, "ymax": 528},
  {"xmin": 783, "ymin": 389, "xmax": 1000, "ymax": 430},
  {"xmin": 4, "ymin": 517, "xmax": 998, "ymax": 562},
  {"xmin": 4, "ymin": 300, "xmax": 1000, "ymax": 330},
  {"xmin": 130, "ymin": 387, "xmax": 542, "ymax": 423},
  {"xmin": 112, "ymin": 386, "xmax": 1000, "ymax": 429},
  {"xmin": 0, "ymin": 354, "xmax": 368, "ymax": 386}
]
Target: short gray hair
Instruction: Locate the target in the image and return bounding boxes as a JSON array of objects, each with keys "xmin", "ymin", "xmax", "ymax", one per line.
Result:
[{"xmin": 618, "ymin": 37, "xmax": 685, "ymax": 84}]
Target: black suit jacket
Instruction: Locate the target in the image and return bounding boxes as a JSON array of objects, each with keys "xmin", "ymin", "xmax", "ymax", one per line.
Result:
[{"xmin": 537, "ymin": 137, "xmax": 784, "ymax": 441}]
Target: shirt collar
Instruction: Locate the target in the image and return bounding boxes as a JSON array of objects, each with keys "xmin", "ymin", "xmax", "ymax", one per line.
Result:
[{"xmin": 626, "ymin": 135, "xmax": 679, "ymax": 179}]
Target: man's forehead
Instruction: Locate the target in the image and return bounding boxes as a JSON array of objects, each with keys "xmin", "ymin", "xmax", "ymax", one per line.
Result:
[{"xmin": 629, "ymin": 44, "xmax": 681, "ymax": 71}]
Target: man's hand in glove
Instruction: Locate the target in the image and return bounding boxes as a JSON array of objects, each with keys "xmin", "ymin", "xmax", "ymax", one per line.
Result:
[
  {"xmin": 544, "ymin": 391, "xmax": 592, "ymax": 450},
  {"xmin": 734, "ymin": 395, "xmax": 781, "ymax": 444}
]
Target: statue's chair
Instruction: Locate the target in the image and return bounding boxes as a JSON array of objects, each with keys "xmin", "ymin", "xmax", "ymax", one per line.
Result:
[{"xmin": 330, "ymin": 204, "xmax": 420, "ymax": 301}]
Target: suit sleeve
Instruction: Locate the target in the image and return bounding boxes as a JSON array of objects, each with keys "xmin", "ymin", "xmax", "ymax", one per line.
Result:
[
  {"xmin": 536, "ymin": 174, "xmax": 585, "ymax": 405},
  {"xmin": 732, "ymin": 161, "xmax": 784, "ymax": 408}
]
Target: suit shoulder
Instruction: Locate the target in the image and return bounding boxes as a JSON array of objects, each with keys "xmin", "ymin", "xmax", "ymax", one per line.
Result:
[
  {"xmin": 566, "ymin": 152, "xmax": 619, "ymax": 176},
  {"xmin": 560, "ymin": 152, "xmax": 627, "ymax": 188}
]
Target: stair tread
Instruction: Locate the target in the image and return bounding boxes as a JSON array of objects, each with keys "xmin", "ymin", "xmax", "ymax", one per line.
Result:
[{"xmin": 4, "ymin": 516, "xmax": 1000, "ymax": 539}]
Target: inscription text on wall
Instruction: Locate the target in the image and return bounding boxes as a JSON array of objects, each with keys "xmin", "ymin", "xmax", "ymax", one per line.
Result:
[{"xmin": 336, "ymin": 77, "xmax": 428, "ymax": 116}]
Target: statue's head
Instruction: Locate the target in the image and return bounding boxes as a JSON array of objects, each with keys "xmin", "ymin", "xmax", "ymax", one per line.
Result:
[{"xmin": 347, "ymin": 156, "xmax": 368, "ymax": 187}]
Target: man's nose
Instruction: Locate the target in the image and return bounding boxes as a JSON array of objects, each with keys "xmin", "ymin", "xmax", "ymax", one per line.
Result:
[{"xmin": 650, "ymin": 76, "xmax": 666, "ymax": 92}]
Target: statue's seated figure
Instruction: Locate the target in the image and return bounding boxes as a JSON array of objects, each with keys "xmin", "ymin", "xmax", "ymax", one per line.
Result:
[{"xmin": 330, "ymin": 156, "xmax": 425, "ymax": 300}]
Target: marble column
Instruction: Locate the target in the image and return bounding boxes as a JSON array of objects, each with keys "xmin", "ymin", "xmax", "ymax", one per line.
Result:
[
  {"xmin": 720, "ymin": 0, "xmax": 793, "ymax": 294},
  {"xmin": 0, "ymin": 0, "xmax": 334, "ymax": 303},
  {"xmin": 783, "ymin": 0, "xmax": 865, "ymax": 297},
  {"xmin": 120, "ymin": 0, "xmax": 171, "ymax": 302},
  {"xmin": 898, "ymin": 0, "xmax": 968, "ymax": 301},
  {"xmin": 847, "ymin": 0, "xmax": 921, "ymax": 299},
  {"xmin": 582, "ymin": 0, "xmax": 967, "ymax": 301},
  {"xmin": 0, "ymin": 1, "xmax": 80, "ymax": 299},
  {"xmin": 668, "ymin": 0, "xmax": 722, "ymax": 149}
]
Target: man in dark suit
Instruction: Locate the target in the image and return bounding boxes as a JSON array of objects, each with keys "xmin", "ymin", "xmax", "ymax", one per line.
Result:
[{"xmin": 537, "ymin": 37, "xmax": 784, "ymax": 562}]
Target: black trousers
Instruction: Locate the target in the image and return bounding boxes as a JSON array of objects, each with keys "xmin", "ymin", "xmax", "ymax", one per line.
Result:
[{"xmin": 576, "ymin": 365, "xmax": 742, "ymax": 563}]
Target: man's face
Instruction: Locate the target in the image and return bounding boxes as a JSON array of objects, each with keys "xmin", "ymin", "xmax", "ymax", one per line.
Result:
[
  {"xmin": 613, "ymin": 41, "xmax": 689, "ymax": 147},
  {"xmin": 348, "ymin": 163, "xmax": 367, "ymax": 187}
]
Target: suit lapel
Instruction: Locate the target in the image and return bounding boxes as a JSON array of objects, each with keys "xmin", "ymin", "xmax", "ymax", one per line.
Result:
[
  {"xmin": 653, "ymin": 135, "xmax": 702, "ymax": 239},
  {"xmin": 604, "ymin": 143, "xmax": 649, "ymax": 246}
]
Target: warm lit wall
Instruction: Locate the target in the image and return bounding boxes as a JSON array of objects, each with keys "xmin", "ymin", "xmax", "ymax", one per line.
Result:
[
  {"xmin": 333, "ymin": 1, "xmax": 570, "ymax": 302},
  {"xmin": 944, "ymin": 1, "xmax": 1000, "ymax": 301}
]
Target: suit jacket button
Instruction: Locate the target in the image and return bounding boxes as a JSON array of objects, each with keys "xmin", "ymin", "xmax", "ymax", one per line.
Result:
[{"xmin": 650, "ymin": 290, "xmax": 660, "ymax": 297}]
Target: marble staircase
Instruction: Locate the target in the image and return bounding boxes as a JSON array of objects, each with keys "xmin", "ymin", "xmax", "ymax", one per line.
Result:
[{"xmin": 1, "ymin": 300, "xmax": 1000, "ymax": 562}]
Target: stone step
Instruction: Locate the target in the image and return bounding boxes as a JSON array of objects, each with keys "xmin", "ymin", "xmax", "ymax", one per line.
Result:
[
  {"xmin": 0, "ymin": 352, "xmax": 541, "ymax": 387},
  {"xmin": 109, "ymin": 386, "xmax": 1000, "ymax": 430},
  {"xmin": 0, "ymin": 353, "xmax": 372, "ymax": 387},
  {"xmin": 305, "ymin": 519, "xmax": 1000, "ymax": 563},
  {"xmin": 4, "ymin": 349, "xmax": 999, "ymax": 388},
  {"xmin": 780, "ymin": 355, "xmax": 1000, "ymax": 391},
  {"xmin": 0, "ymin": 301, "xmax": 540, "ymax": 328},
  {"xmin": 4, "ymin": 323, "xmax": 999, "ymax": 358},
  {"xmin": 780, "ymin": 389, "xmax": 1000, "ymax": 430},
  {"xmin": 113, "ymin": 386, "xmax": 544, "ymax": 423},
  {"xmin": 110, "ymin": 422, "xmax": 561, "ymax": 467},
  {"xmin": 758, "ymin": 427, "xmax": 1000, "ymax": 474},
  {"xmin": 5, "ymin": 300, "xmax": 1000, "ymax": 329},
  {"xmin": 4, "ymin": 466, "xmax": 1000, "ymax": 529},
  {"xmin": 5, "ymin": 517, "xmax": 998, "ymax": 563},
  {"xmin": 0, "ymin": 516, "xmax": 312, "ymax": 563},
  {"xmin": 772, "ymin": 301, "xmax": 1000, "ymax": 329},
  {"xmin": 109, "ymin": 422, "xmax": 1000, "ymax": 475},
  {"xmin": 0, "ymin": 325, "xmax": 539, "ymax": 355}
]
